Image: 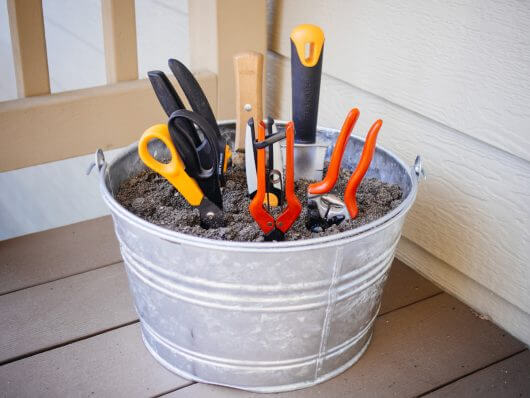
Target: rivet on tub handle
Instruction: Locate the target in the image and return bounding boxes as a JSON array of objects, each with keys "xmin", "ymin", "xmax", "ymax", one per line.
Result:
[
  {"xmin": 413, "ymin": 155, "xmax": 426, "ymax": 181},
  {"xmin": 86, "ymin": 149, "xmax": 107, "ymax": 176}
]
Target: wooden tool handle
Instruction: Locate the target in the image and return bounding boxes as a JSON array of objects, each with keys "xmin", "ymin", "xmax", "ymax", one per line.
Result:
[{"xmin": 234, "ymin": 51, "xmax": 263, "ymax": 152}]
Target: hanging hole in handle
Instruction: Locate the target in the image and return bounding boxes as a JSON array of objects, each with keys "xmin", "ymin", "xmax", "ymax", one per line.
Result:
[
  {"xmin": 304, "ymin": 42, "xmax": 314, "ymax": 62},
  {"xmin": 146, "ymin": 138, "xmax": 173, "ymax": 164},
  {"xmin": 138, "ymin": 130, "xmax": 179, "ymax": 178}
]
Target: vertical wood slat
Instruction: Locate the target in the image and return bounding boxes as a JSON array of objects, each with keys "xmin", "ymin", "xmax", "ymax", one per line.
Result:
[
  {"xmin": 7, "ymin": 0, "xmax": 50, "ymax": 97},
  {"xmin": 189, "ymin": 0, "xmax": 267, "ymax": 119},
  {"xmin": 101, "ymin": 0, "xmax": 138, "ymax": 83}
]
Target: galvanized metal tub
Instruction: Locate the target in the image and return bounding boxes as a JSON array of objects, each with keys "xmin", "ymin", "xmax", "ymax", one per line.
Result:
[{"xmin": 95, "ymin": 121, "xmax": 423, "ymax": 393}]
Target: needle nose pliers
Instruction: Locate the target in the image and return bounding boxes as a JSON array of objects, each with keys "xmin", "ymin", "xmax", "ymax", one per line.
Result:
[
  {"xmin": 249, "ymin": 121, "xmax": 302, "ymax": 241},
  {"xmin": 307, "ymin": 108, "xmax": 382, "ymax": 231}
]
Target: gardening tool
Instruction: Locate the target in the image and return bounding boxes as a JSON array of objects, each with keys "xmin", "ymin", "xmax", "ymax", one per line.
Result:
[
  {"xmin": 307, "ymin": 108, "xmax": 382, "ymax": 231},
  {"xmin": 138, "ymin": 113, "xmax": 224, "ymax": 229},
  {"xmin": 234, "ymin": 51, "xmax": 264, "ymax": 153},
  {"xmin": 168, "ymin": 58, "xmax": 232, "ymax": 185},
  {"xmin": 249, "ymin": 121, "xmax": 301, "ymax": 241},
  {"xmin": 148, "ymin": 70, "xmax": 214, "ymax": 170},
  {"xmin": 245, "ymin": 117, "xmax": 284, "ymax": 207},
  {"xmin": 290, "ymin": 24, "xmax": 328, "ymax": 180},
  {"xmin": 266, "ymin": 117, "xmax": 284, "ymax": 195},
  {"xmin": 265, "ymin": 117, "xmax": 283, "ymax": 205}
]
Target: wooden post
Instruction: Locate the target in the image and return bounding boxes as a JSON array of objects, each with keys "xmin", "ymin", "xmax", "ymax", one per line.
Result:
[
  {"xmin": 7, "ymin": 0, "xmax": 51, "ymax": 97},
  {"xmin": 101, "ymin": 0, "xmax": 139, "ymax": 83},
  {"xmin": 189, "ymin": 0, "xmax": 267, "ymax": 120}
]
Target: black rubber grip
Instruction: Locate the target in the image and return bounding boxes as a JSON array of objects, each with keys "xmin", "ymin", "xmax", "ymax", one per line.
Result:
[
  {"xmin": 290, "ymin": 40, "xmax": 324, "ymax": 144},
  {"xmin": 168, "ymin": 110, "xmax": 223, "ymax": 210}
]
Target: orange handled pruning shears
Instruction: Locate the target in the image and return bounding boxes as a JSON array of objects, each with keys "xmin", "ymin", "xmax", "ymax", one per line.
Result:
[
  {"xmin": 138, "ymin": 124, "xmax": 224, "ymax": 229},
  {"xmin": 307, "ymin": 108, "xmax": 382, "ymax": 232},
  {"xmin": 249, "ymin": 121, "xmax": 302, "ymax": 241}
]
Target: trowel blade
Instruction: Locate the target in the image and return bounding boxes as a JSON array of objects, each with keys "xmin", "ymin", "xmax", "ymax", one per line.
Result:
[{"xmin": 281, "ymin": 142, "xmax": 328, "ymax": 181}]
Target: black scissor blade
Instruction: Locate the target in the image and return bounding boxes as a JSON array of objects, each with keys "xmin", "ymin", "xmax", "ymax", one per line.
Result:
[
  {"xmin": 198, "ymin": 197, "xmax": 224, "ymax": 229},
  {"xmin": 148, "ymin": 70, "xmax": 186, "ymax": 116},
  {"xmin": 168, "ymin": 59, "xmax": 219, "ymax": 134},
  {"xmin": 148, "ymin": 70, "xmax": 201, "ymax": 147},
  {"xmin": 198, "ymin": 173, "xmax": 223, "ymax": 211},
  {"xmin": 169, "ymin": 59, "xmax": 229, "ymax": 186}
]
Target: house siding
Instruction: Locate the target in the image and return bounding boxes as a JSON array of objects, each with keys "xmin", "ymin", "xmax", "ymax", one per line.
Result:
[{"xmin": 265, "ymin": 0, "xmax": 530, "ymax": 344}]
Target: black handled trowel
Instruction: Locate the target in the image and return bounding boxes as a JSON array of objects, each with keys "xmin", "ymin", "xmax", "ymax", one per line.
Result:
[{"xmin": 290, "ymin": 24, "xmax": 328, "ymax": 180}]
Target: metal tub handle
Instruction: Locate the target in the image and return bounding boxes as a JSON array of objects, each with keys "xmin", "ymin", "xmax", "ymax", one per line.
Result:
[{"xmin": 413, "ymin": 155, "xmax": 426, "ymax": 182}]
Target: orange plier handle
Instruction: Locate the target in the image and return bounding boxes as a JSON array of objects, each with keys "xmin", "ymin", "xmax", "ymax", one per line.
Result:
[
  {"xmin": 344, "ymin": 119, "xmax": 382, "ymax": 218},
  {"xmin": 308, "ymin": 108, "xmax": 360, "ymax": 195},
  {"xmin": 249, "ymin": 121, "xmax": 301, "ymax": 239},
  {"xmin": 308, "ymin": 108, "xmax": 382, "ymax": 219}
]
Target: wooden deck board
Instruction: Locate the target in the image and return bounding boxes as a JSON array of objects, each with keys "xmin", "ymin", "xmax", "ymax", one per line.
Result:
[
  {"xmin": 164, "ymin": 294, "xmax": 524, "ymax": 398},
  {"xmin": 424, "ymin": 349, "xmax": 530, "ymax": 398},
  {"xmin": 380, "ymin": 258, "xmax": 442, "ymax": 314},
  {"xmin": 0, "ymin": 256, "xmax": 438, "ymax": 366},
  {"xmin": 0, "ymin": 324, "xmax": 191, "ymax": 397},
  {"xmin": 0, "ymin": 260, "xmax": 439, "ymax": 363},
  {"xmin": 0, "ymin": 218, "xmax": 526, "ymax": 397},
  {"xmin": 0, "ymin": 210, "xmax": 440, "ymax": 369},
  {"xmin": 0, "ymin": 262, "xmax": 136, "ymax": 364},
  {"xmin": 0, "ymin": 216, "xmax": 121, "ymax": 295}
]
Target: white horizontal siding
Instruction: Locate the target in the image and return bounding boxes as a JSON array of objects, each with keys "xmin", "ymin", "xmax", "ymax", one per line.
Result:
[
  {"xmin": 265, "ymin": 52, "xmax": 530, "ymax": 341},
  {"xmin": 268, "ymin": 0, "xmax": 530, "ymax": 162}
]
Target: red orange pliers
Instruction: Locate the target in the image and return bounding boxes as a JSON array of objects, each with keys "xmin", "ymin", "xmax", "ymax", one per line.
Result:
[
  {"xmin": 249, "ymin": 121, "xmax": 302, "ymax": 241},
  {"xmin": 307, "ymin": 108, "xmax": 382, "ymax": 232}
]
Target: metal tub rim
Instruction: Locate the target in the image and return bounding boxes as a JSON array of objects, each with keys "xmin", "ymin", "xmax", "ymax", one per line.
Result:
[{"xmin": 96, "ymin": 120, "xmax": 422, "ymax": 252}]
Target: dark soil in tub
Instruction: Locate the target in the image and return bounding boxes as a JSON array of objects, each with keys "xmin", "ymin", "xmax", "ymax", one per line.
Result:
[{"xmin": 115, "ymin": 163, "xmax": 403, "ymax": 242}]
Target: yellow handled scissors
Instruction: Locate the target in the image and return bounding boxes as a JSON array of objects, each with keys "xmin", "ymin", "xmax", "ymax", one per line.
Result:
[{"xmin": 138, "ymin": 124, "xmax": 224, "ymax": 228}]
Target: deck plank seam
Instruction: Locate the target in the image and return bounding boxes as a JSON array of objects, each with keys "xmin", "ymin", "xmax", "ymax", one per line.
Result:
[
  {"xmin": 0, "ymin": 280, "xmax": 445, "ymax": 368},
  {"xmin": 0, "ymin": 259, "xmax": 124, "ymax": 297},
  {"xmin": 152, "ymin": 381, "xmax": 197, "ymax": 398},
  {"xmin": 415, "ymin": 348, "xmax": 529, "ymax": 397},
  {"xmin": 379, "ymin": 291, "xmax": 444, "ymax": 316},
  {"xmin": 0, "ymin": 319, "xmax": 139, "ymax": 367}
]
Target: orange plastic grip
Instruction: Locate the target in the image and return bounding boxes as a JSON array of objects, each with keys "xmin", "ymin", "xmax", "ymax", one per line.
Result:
[
  {"xmin": 290, "ymin": 24, "xmax": 325, "ymax": 67},
  {"xmin": 138, "ymin": 124, "xmax": 204, "ymax": 206},
  {"xmin": 248, "ymin": 121, "xmax": 275, "ymax": 234},
  {"xmin": 308, "ymin": 108, "xmax": 360, "ymax": 195},
  {"xmin": 276, "ymin": 122, "xmax": 302, "ymax": 233},
  {"xmin": 344, "ymin": 119, "xmax": 382, "ymax": 219}
]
